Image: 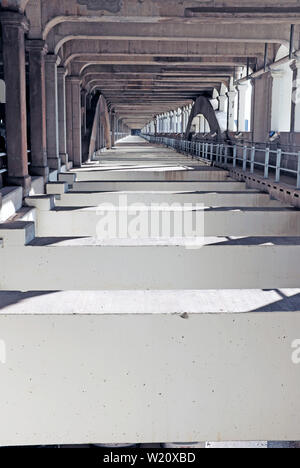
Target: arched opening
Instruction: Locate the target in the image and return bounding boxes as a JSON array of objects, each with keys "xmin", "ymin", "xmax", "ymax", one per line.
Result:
[
  {"xmin": 185, "ymin": 97, "xmax": 222, "ymax": 139},
  {"xmin": 192, "ymin": 114, "xmax": 210, "ymax": 134}
]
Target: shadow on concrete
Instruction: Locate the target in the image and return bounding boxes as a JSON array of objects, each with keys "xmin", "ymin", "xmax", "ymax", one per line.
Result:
[
  {"xmin": 0, "ymin": 291, "xmax": 58, "ymax": 311},
  {"xmin": 28, "ymin": 236, "xmax": 90, "ymax": 246},
  {"xmin": 210, "ymin": 236, "xmax": 300, "ymax": 246},
  {"xmin": 251, "ymin": 290, "xmax": 300, "ymax": 312}
]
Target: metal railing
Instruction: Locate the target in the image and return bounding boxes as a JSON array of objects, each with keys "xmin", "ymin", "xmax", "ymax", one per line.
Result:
[
  {"xmin": 0, "ymin": 150, "xmax": 31, "ymax": 181},
  {"xmin": 142, "ymin": 135, "xmax": 300, "ymax": 189}
]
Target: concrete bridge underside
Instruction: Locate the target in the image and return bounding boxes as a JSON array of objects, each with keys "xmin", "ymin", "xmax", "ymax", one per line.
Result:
[{"xmin": 1, "ymin": 0, "xmax": 300, "ymax": 448}]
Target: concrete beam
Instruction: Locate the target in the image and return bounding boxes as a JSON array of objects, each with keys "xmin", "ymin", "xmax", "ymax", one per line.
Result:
[
  {"xmin": 34, "ymin": 206, "xmax": 300, "ymax": 239},
  {"xmin": 1, "ymin": 311, "xmax": 300, "ymax": 444},
  {"xmin": 74, "ymin": 168, "xmax": 228, "ymax": 182},
  {"xmin": 0, "ymin": 242, "xmax": 299, "ymax": 290},
  {"xmin": 56, "ymin": 191, "xmax": 284, "ymax": 209},
  {"xmin": 48, "ymin": 22, "xmax": 290, "ymax": 53},
  {"xmin": 62, "ymin": 39, "xmax": 264, "ymax": 66},
  {"xmin": 71, "ymin": 181, "xmax": 251, "ymax": 192}
]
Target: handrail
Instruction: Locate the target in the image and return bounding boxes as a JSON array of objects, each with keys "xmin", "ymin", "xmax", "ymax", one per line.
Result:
[{"xmin": 141, "ymin": 134, "xmax": 300, "ymax": 190}]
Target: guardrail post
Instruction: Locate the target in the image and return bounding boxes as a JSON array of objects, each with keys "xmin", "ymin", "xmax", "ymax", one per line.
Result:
[
  {"xmin": 297, "ymin": 151, "xmax": 300, "ymax": 189},
  {"xmin": 210, "ymin": 143, "xmax": 213, "ymax": 161},
  {"xmin": 243, "ymin": 146, "xmax": 247, "ymax": 171},
  {"xmin": 216, "ymin": 144, "xmax": 219, "ymax": 163},
  {"xmin": 233, "ymin": 145, "xmax": 237, "ymax": 168},
  {"xmin": 250, "ymin": 146, "xmax": 255, "ymax": 173},
  {"xmin": 275, "ymin": 148, "xmax": 282, "ymax": 182},
  {"xmin": 219, "ymin": 144, "xmax": 223, "ymax": 164},
  {"xmin": 224, "ymin": 146, "xmax": 228, "ymax": 165},
  {"xmin": 264, "ymin": 147, "xmax": 270, "ymax": 178}
]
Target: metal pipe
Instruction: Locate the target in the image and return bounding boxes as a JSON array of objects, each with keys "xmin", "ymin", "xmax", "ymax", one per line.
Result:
[
  {"xmin": 290, "ymin": 24, "xmax": 295, "ymax": 59},
  {"xmin": 264, "ymin": 43, "xmax": 268, "ymax": 72},
  {"xmin": 236, "ymin": 51, "xmax": 300, "ymax": 84}
]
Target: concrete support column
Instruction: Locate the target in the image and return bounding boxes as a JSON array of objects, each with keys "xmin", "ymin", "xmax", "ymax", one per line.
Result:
[
  {"xmin": 185, "ymin": 107, "xmax": 190, "ymax": 131},
  {"xmin": 182, "ymin": 108, "xmax": 186, "ymax": 133},
  {"xmin": 271, "ymin": 64, "xmax": 293, "ymax": 133},
  {"xmin": 111, "ymin": 111, "xmax": 116, "ymax": 147},
  {"xmin": 251, "ymin": 74, "xmax": 273, "ymax": 142},
  {"xmin": 237, "ymin": 83, "xmax": 248, "ymax": 132},
  {"xmin": 27, "ymin": 40, "xmax": 49, "ymax": 181},
  {"xmin": 57, "ymin": 67, "xmax": 68, "ymax": 166},
  {"xmin": 66, "ymin": 76, "xmax": 82, "ymax": 167},
  {"xmin": 174, "ymin": 111, "xmax": 178, "ymax": 133},
  {"xmin": 81, "ymin": 89, "xmax": 88, "ymax": 136},
  {"xmin": 227, "ymin": 88, "xmax": 237, "ymax": 132},
  {"xmin": 218, "ymin": 94, "xmax": 227, "ymax": 113},
  {"xmin": 180, "ymin": 107, "xmax": 184, "ymax": 133},
  {"xmin": 0, "ymin": 12, "xmax": 31, "ymax": 194},
  {"xmin": 45, "ymin": 54, "xmax": 61, "ymax": 171},
  {"xmin": 270, "ymin": 69, "xmax": 286, "ymax": 132},
  {"xmin": 292, "ymin": 58, "xmax": 300, "ymax": 132}
]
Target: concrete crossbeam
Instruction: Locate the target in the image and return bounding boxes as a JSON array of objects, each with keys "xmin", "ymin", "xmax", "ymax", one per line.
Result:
[
  {"xmin": 46, "ymin": 182, "xmax": 68, "ymax": 195},
  {"xmin": 0, "ymin": 243, "xmax": 299, "ymax": 290},
  {"xmin": 0, "ymin": 311, "xmax": 300, "ymax": 445},
  {"xmin": 71, "ymin": 181, "xmax": 249, "ymax": 192},
  {"xmin": 33, "ymin": 208, "xmax": 300, "ymax": 238},
  {"xmin": 73, "ymin": 169, "xmax": 229, "ymax": 182},
  {"xmin": 0, "ymin": 221, "xmax": 35, "ymax": 246},
  {"xmin": 56, "ymin": 191, "xmax": 285, "ymax": 208}
]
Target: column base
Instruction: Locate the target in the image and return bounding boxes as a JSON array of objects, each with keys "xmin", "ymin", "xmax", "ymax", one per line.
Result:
[
  {"xmin": 59, "ymin": 153, "xmax": 68, "ymax": 165},
  {"xmin": 6, "ymin": 175, "xmax": 32, "ymax": 196},
  {"xmin": 30, "ymin": 166, "xmax": 49, "ymax": 181},
  {"xmin": 47, "ymin": 157, "xmax": 61, "ymax": 171}
]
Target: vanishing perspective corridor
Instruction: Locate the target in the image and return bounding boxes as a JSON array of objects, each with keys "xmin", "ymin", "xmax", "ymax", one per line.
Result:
[{"xmin": 2, "ymin": 0, "xmax": 300, "ymax": 449}]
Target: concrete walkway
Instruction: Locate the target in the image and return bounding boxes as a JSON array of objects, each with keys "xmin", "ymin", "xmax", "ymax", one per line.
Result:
[{"xmin": 0, "ymin": 136, "xmax": 300, "ymax": 446}]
